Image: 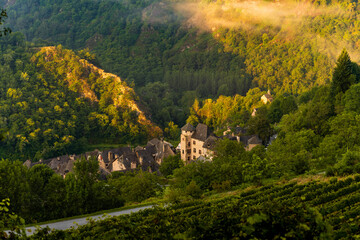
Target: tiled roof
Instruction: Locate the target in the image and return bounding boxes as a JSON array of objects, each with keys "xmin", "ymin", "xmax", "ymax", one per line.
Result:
[
  {"xmin": 203, "ymin": 136, "xmax": 218, "ymax": 150},
  {"xmin": 181, "ymin": 123, "xmax": 195, "ymax": 131},
  {"xmin": 248, "ymin": 135, "xmax": 262, "ymax": 145},
  {"xmin": 192, "ymin": 123, "xmax": 210, "ymax": 141}
]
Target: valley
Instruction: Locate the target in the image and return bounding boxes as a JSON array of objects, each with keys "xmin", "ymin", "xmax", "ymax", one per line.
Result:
[{"xmin": 2, "ymin": 0, "xmax": 360, "ymax": 239}]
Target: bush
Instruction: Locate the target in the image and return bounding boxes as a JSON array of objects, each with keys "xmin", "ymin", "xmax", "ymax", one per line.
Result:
[
  {"xmin": 185, "ymin": 181, "xmax": 203, "ymax": 199},
  {"xmin": 329, "ymin": 177, "xmax": 338, "ymax": 184},
  {"xmin": 211, "ymin": 180, "xmax": 232, "ymax": 193},
  {"xmin": 160, "ymin": 154, "xmax": 183, "ymax": 178}
]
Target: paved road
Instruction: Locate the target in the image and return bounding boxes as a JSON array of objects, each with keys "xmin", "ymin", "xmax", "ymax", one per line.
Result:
[{"xmin": 7, "ymin": 205, "xmax": 152, "ymax": 236}]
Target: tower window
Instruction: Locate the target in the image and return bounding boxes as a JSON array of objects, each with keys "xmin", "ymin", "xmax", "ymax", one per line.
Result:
[{"xmin": 193, "ymin": 148, "xmax": 196, "ymax": 153}]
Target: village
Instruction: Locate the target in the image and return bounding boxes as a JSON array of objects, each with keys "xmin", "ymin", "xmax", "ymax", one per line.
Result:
[{"xmin": 23, "ymin": 91, "xmax": 273, "ymax": 176}]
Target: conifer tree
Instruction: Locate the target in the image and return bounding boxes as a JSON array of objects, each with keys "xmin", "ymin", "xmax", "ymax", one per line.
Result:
[{"xmin": 330, "ymin": 49, "xmax": 355, "ymax": 97}]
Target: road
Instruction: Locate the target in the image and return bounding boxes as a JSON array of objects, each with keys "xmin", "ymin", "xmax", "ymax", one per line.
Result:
[{"xmin": 7, "ymin": 205, "xmax": 152, "ymax": 236}]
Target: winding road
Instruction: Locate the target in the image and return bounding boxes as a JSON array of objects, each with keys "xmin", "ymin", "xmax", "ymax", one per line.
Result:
[{"xmin": 7, "ymin": 205, "xmax": 153, "ymax": 236}]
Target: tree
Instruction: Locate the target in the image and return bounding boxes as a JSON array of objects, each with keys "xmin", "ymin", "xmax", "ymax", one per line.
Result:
[
  {"xmin": 344, "ymin": 83, "xmax": 360, "ymax": 114},
  {"xmin": 248, "ymin": 106, "xmax": 273, "ymax": 144},
  {"xmin": 0, "ymin": 9, "xmax": 11, "ymax": 37},
  {"xmin": 164, "ymin": 121, "xmax": 180, "ymax": 140},
  {"xmin": 330, "ymin": 49, "xmax": 355, "ymax": 99},
  {"xmin": 0, "ymin": 198, "xmax": 25, "ymax": 238},
  {"xmin": 72, "ymin": 156, "xmax": 100, "ymax": 213},
  {"xmin": 160, "ymin": 154, "xmax": 183, "ymax": 178},
  {"xmin": 121, "ymin": 170, "xmax": 162, "ymax": 202}
]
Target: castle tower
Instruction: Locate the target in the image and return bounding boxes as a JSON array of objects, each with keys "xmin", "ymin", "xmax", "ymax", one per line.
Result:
[{"xmin": 180, "ymin": 123, "xmax": 195, "ymax": 163}]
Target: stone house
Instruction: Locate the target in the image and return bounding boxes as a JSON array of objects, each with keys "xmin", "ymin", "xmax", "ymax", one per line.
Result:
[
  {"xmin": 261, "ymin": 90, "xmax": 273, "ymax": 104},
  {"xmin": 223, "ymin": 126, "xmax": 262, "ymax": 151},
  {"xmin": 24, "ymin": 138, "xmax": 175, "ymax": 177},
  {"xmin": 180, "ymin": 123, "xmax": 218, "ymax": 163}
]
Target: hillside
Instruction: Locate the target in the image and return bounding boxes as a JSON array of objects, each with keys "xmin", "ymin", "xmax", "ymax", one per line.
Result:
[
  {"xmin": 5, "ymin": 0, "xmax": 359, "ymax": 127},
  {"xmin": 0, "ymin": 35, "xmax": 160, "ymax": 161},
  {"xmin": 33, "ymin": 46, "xmax": 161, "ymax": 138}
]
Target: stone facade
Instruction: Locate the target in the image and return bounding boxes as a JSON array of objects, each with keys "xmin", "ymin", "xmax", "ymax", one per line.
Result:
[{"xmin": 180, "ymin": 123, "xmax": 217, "ymax": 163}]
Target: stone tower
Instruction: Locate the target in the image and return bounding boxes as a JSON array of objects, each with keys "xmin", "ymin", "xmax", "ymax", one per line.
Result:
[{"xmin": 180, "ymin": 123, "xmax": 195, "ymax": 163}]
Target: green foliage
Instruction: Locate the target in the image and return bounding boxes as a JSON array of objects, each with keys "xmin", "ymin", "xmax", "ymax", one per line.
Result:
[
  {"xmin": 159, "ymin": 154, "xmax": 183, "ymax": 178},
  {"xmin": 164, "ymin": 121, "xmax": 180, "ymax": 140},
  {"xmin": 343, "ymin": 83, "xmax": 360, "ymax": 114},
  {"xmin": 248, "ymin": 106, "xmax": 273, "ymax": 143},
  {"xmin": 211, "ymin": 180, "xmax": 231, "ymax": 193},
  {"xmin": 0, "ymin": 9, "xmax": 11, "ymax": 37},
  {"xmin": 172, "ymin": 160, "xmax": 215, "ymax": 190},
  {"xmin": 171, "ymin": 138, "xmax": 274, "ymax": 195},
  {"xmin": 185, "ymin": 180, "xmax": 203, "ymax": 199},
  {"xmin": 267, "ymin": 129, "xmax": 319, "ymax": 175},
  {"xmin": 36, "ymin": 177, "xmax": 360, "ymax": 239},
  {"xmin": 316, "ymin": 112, "xmax": 360, "ymax": 168},
  {"xmin": 0, "ymin": 40, "xmax": 155, "ymax": 161},
  {"xmin": 0, "ymin": 158, "xmax": 127, "ymax": 223},
  {"xmin": 268, "ymin": 94, "xmax": 298, "ymax": 123},
  {"xmin": 120, "ymin": 170, "xmax": 163, "ymax": 203},
  {"xmin": 0, "ymin": 198, "xmax": 25, "ymax": 238},
  {"xmin": 330, "ymin": 49, "xmax": 355, "ymax": 99},
  {"xmin": 327, "ymin": 149, "xmax": 360, "ymax": 176},
  {"xmin": 186, "ymin": 89, "xmax": 265, "ymax": 129}
]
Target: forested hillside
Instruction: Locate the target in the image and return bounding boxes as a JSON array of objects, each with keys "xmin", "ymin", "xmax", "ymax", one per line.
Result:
[
  {"xmin": 4, "ymin": 0, "xmax": 359, "ymax": 127},
  {"xmin": 0, "ymin": 34, "xmax": 160, "ymax": 161},
  {"xmin": 1, "ymin": 0, "xmax": 360, "ymax": 177}
]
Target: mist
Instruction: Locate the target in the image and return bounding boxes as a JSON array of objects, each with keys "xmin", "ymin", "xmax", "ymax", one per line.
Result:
[
  {"xmin": 173, "ymin": 0, "xmax": 343, "ymax": 30},
  {"xmin": 171, "ymin": 0, "xmax": 359, "ymax": 61}
]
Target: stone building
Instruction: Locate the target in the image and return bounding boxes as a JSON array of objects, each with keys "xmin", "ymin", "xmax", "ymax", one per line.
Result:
[
  {"xmin": 24, "ymin": 138, "xmax": 175, "ymax": 177},
  {"xmin": 180, "ymin": 123, "xmax": 217, "ymax": 163},
  {"xmin": 261, "ymin": 90, "xmax": 273, "ymax": 104},
  {"xmin": 223, "ymin": 126, "xmax": 262, "ymax": 151}
]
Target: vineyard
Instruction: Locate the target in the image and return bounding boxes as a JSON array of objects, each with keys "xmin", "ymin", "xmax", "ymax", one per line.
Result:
[{"xmin": 32, "ymin": 176, "xmax": 360, "ymax": 239}]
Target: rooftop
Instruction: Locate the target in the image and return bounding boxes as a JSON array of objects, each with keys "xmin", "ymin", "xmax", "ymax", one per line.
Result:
[
  {"xmin": 181, "ymin": 123, "xmax": 195, "ymax": 132},
  {"xmin": 192, "ymin": 123, "xmax": 210, "ymax": 142}
]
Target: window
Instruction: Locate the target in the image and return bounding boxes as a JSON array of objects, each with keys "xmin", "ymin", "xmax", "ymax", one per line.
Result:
[
  {"xmin": 193, "ymin": 140, "xmax": 196, "ymax": 145},
  {"xmin": 187, "ymin": 157, "xmax": 190, "ymax": 161},
  {"xmin": 182, "ymin": 150, "xmax": 184, "ymax": 154},
  {"xmin": 193, "ymin": 156, "xmax": 196, "ymax": 160},
  {"xmin": 193, "ymin": 148, "xmax": 196, "ymax": 153},
  {"xmin": 188, "ymin": 142, "xmax": 190, "ymax": 147},
  {"xmin": 199, "ymin": 150, "xmax": 202, "ymax": 154}
]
